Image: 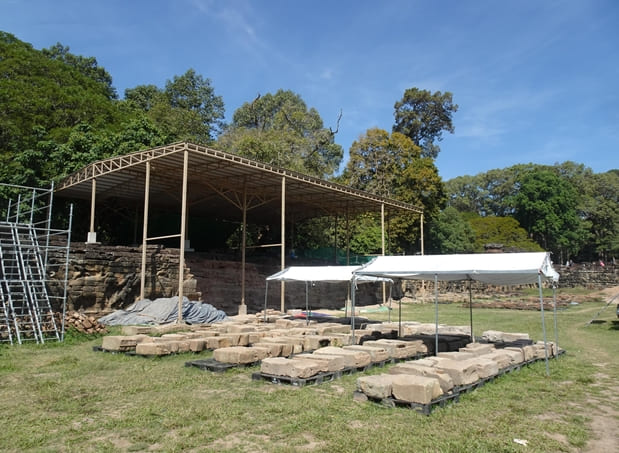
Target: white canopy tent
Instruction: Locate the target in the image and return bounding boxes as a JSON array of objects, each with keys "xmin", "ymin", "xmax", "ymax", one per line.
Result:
[
  {"xmin": 352, "ymin": 252, "xmax": 560, "ymax": 375},
  {"xmin": 265, "ymin": 266, "xmax": 392, "ymax": 324}
]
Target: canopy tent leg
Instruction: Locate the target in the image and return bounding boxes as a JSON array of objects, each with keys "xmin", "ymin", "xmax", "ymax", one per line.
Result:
[
  {"xmin": 553, "ymin": 283, "xmax": 559, "ymax": 357},
  {"xmin": 263, "ymin": 281, "xmax": 269, "ymax": 323},
  {"xmin": 239, "ymin": 181, "xmax": 248, "ymax": 315},
  {"xmin": 434, "ymin": 274, "xmax": 439, "ymax": 356},
  {"xmin": 469, "ymin": 280, "xmax": 474, "ymax": 343},
  {"xmin": 305, "ymin": 281, "xmax": 310, "ymax": 326},
  {"xmin": 87, "ymin": 178, "xmax": 97, "ymax": 243},
  {"xmin": 280, "ymin": 176, "xmax": 286, "ymax": 313},
  {"xmin": 351, "ymin": 278, "xmax": 356, "ymax": 345},
  {"xmin": 538, "ymin": 274, "xmax": 550, "ymax": 376}
]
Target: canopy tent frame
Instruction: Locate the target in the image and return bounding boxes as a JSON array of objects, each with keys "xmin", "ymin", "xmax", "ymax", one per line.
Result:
[
  {"xmin": 265, "ymin": 265, "xmax": 392, "ymax": 324},
  {"xmin": 352, "ymin": 252, "xmax": 560, "ymax": 376}
]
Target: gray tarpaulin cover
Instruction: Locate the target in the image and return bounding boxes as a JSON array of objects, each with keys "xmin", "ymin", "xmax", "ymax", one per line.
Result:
[{"xmin": 98, "ymin": 297, "xmax": 228, "ymax": 326}]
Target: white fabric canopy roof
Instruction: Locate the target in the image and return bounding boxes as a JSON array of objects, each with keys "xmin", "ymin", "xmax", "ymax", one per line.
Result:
[
  {"xmin": 353, "ymin": 252, "xmax": 559, "ymax": 285},
  {"xmin": 267, "ymin": 265, "xmax": 392, "ymax": 283}
]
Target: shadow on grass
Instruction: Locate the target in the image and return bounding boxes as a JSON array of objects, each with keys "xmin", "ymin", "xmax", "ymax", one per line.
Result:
[{"xmin": 610, "ymin": 320, "xmax": 619, "ymax": 331}]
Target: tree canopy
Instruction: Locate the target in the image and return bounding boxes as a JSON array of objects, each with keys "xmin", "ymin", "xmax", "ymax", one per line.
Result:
[
  {"xmin": 217, "ymin": 90, "xmax": 343, "ymax": 178},
  {"xmin": 393, "ymin": 88, "xmax": 458, "ymax": 159}
]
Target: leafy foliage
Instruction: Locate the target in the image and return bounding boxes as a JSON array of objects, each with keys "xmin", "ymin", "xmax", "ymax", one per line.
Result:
[
  {"xmin": 427, "ymin": 206, "xmax": 475, "ymax": 254},
  {"xmin": 217, "ymin": 90, "xmax": 343, "ymax": 178},
  {"xmin": 393, "ymin": 87, "xmax": 458, "ymax": 159},
  {"xmin": 466, "ymin": 214, "xmax": 543, "ymax": 252}
]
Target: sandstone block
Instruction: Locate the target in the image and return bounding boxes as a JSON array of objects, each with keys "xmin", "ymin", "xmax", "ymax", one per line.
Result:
[
  {"xmin": 101, "ymin": 335, "xmax": 148, "ymax": 352},
  {"xmin": 481, "ymin": 330, "xmax": 530, "ymax": 343},
  {"xmin": 356, "ymin": 374, "xmax": 393, "ymax": 399},
  {"xmin": 213, "ymin": 346, "xmax": 267, "ymax": 364},
  {"xmin": 251, "ymin": 342, "xmax": 283, "ymax": 357},
  {"xmin": 219, "ymin": 333, "xmax": 250, "ymax": 346},
  {"xmin": 292, "ymin": 353, "xmax": 345, "ymax": 372},
  {"xmin": 303, "ymin": 335, "xmax": 333, "ymax": 351},
  {"xmin": 121, "ymin": 326, "xmax": 154, "ymax": 335},
  {"xmin": 482, "ymin": 351, "xmax": 512, "ymax": 369},
  {"xmin": 459, "ymin": 343, "xmax": 496, "ymax": 356},
  {"xmin": 135, "ymin": 341, "xmax": 171, "ymax": 356},
  {"xmin": 503, "ymin": 347, "xmax": 526, "ymax": 363},
  {"xmin": 248, "ymin": 332, "xmax": 268, "ymax": 344},
  {"xmin": 260, "ymin": 357, "xmax": 323, "ymax": 379},
  {"xmin": 316, "ymin": 324, "xmax": 350, "ymax": 335},
  {"xmin": 437, "ymin": 351, "xmax": 476, "ymax": 361},
  {"xmin": 431, "ymin": 357, "xmax": 479, "ymax": 386},
  {"xmin": 388, "ymin": 362, "xmax": 454, "ymax": 393},
  {"xmin": 343, "ymin": 345, "xmax": 389, "ymax": 363},
  {"xmin": 189, "ymin": 339, "xmax": 206, "ymax": 352},
  {"xmin": 313, "ymin": 346, "xmax": 371, "ymax": 367},
  {"xmin": 205, "ymin": 336, "xmax": 232, "ymax": 350},
  {"xmin": 390, "ymin": 374, "xmax": 443, "ymax": 404},
  {"xmin": 470, "ymin": 357, "xmax": 499, "ymax": 378},
  {"xmin": 363, "ymin": 339, "xmax": 425, "ymax": 358}
]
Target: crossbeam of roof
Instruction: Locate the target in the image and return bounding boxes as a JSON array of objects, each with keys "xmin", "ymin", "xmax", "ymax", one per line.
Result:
[{"xmin": 55, "ymin": 142, "xmax": 423, "ymax": 222}]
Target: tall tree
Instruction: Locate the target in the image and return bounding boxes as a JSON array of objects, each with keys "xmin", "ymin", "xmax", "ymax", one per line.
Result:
[
  {"xmin": 427, "ymin": 207, "xmax": 475, "ymax": 254},
  {"xmin": 393, "ymin": 88, "xmax": 458, "ymax": 159},
  {"xmin": 125, "ymin": 69, "xmax": 225, "ymax": 145},
  {"xmin": 512, "ymin": 169, "xmax": 590, "ymax": 261},
  {"xmin": 340, "ymin": 128, "xmax": 444, "ymax": 253},
  {"xmin": 217, "ymin": 90, "xmax": 342, "ymax": 178}
]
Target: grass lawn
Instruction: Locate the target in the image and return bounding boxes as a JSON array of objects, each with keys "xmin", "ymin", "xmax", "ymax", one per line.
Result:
[{"xmin": 0, "ymin": 288, "xmax": 617, "ymax": 452}]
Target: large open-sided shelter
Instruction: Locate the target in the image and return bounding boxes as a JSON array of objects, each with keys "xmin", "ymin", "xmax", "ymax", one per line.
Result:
[
  {"xmin": 55, "ymin": 142, "xmax": 423, "ymax": 319},
  {"xmin": 352, "ymin": 252, "xmax": 560, "ymax": 374}
]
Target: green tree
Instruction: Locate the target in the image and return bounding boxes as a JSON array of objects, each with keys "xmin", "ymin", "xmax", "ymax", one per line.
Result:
[
  {"xmin": 125, "ymin": 69, "xmax": 224, "ymax": 145},
  {"xmin": 393, "ymin": 88, "xmax": 458, "ymax": 159},
  {"xmin": 512, "ymin": 169, "xmax": 590, "ymax": 261},
  {"xmin": 427, "ymin": 207, "xmax": 475, "ymax": 254},
  {"xmin": 340, "ymin": 128, "xmax": 444, "ymax": 253},
  {"xmin": 466, "ymin": 214, "xmax": 543, "ymax": 252},
  {"xmin": 217, "ymin": 90, "xmax": 343, "ymax": 178}
]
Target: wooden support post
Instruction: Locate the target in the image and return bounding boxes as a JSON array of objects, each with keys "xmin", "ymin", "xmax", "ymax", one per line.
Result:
[
  {"xmin": 177, "ymin": 150, "xmax": 189, "ymax": 323},
  {"xmin": 140, "ymin": 161, "xmax": 150, "ymax": 300},
  {"xmin": 280, "ymin": 176, "xmax": 286, "ymax": 313}
]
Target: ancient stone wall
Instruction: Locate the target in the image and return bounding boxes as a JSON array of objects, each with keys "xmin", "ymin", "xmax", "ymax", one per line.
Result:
[{"xmin": 49, "ymin": 244, "xmax": 383, "ymax": 317}]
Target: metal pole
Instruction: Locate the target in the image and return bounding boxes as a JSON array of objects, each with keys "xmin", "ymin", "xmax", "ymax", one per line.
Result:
[
  {"xmin": 381, "ymin": 203, "xmax": 386, "ymax": 305},
  {"xmin": 177, "ymin": 150, "xmax": 189, "ymax": 323},
  {"xmin": 263, "ymin": 281, "xmax": 269, "ymax": 322},
  {"xmin": 469, "ymin": 280, "xmax": 474, "ymax": 343},
  {"xmin": 553, "ymin": 283, "xmax": 559, "ymax": 358},
  {"xmin": 420, "ymin": 213, "xmax": 425, "ymax": 255},
  {"xmin": 61, "ymin": 204, "xmax": 74, "ymax": 342},
  {"xmin": 88, "ymin": 178, "xmax": 96, "ymax": 241},
  {"xmin": 351, "ymin": 278, "xmax": 356, "ymax": 344},
  {"xmin": 240, "ymin": 180, "xmax": 247, "ymax": 313},
  {"xmin": 538, "ymin": 274, "xmax": 550, "ymax": 376},
  {"xmin": 140, "ymin": 161, "xmax": 150, "ymax": 301},
  {"xmin": 280, "ymin": 176, "xmax": 286, "ymax": 313},
  {"xmin": 434, "ymin": 273, "xmax": 439, "ymax": 356},
  {"xmin": 305, "ymin": 281, "xmax": 310, "ymax": 326}
]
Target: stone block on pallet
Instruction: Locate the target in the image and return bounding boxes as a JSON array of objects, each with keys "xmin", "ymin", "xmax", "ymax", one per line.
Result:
[
  {"xmin": 260, "ymin": 357, "xmax": 323, "ymax": 379},
  {"xmin": 188, "ymin": 339, "xmax": 206, "ymax": 352},
  {"xmin": 313, "ymin": 346, "xmax": 371, "ymax": 368},
  {"xmin": 121, "ymin": 326, "xmax": 154, "ymax": 335},
  {"xmin": 293, "ymin": 353, "xmax": 345, "ymax": 372},
  {"xmin": 343, "ymin": 345, "xmax": 389, "ymax": 363},
  {"xmin": 251, "ymin": 342, "xmax": 284, "ymax": 357},
  {"xmin": 135, "ymin": 341, "xmax": 171, "ymax": 356},
  {"xmin": 205, "ymin": 336, "xmax": 232, "ymax": 350},
  {"xmin": 390, "ymin": 374, "xmax": 443, "ymax": 404},
  {"xmin": 101, "ymin": 334, "xmax": 149, "ymax": 352},
  {"xmin": 167, "ymin": 340, "xmax": 191, "ymax": 353},
  {"xmin": 213, "ymin": 346, "xmax": 268, "ymax": 364},
  {"xmin": 481, "ymin": 330, "xmax": 530, "ymax": 343},
  {"xmin": 437, "ymin": 351, "xmax": 476, "ymax": 361},
  {"xmin": 469, "ymin": 357, "xmax": 499, "ymax": 378},
  {"xmin": 482, "ymin": 350, "xmax": 513, "ymax": 369},
  {"xmin": 459, "ymin": 343, "xmax": 496, "ymax": 356},
  {"xmin": 431, "ymin": 357, "xmax": 479, "ymax": 386},
  {"xmin": 303, "ymin": 335, "xmax": 333, "ymax": 351},
  {"xmin": 316, "ymin": 324, "xmax": 351, "ymax": 335},
  {"xmin": 363, "ymin": 339, "xmax": 425, "ymax": 358},
  {"xmin": 388, "ymin": 362, "xmax": 454, "ymax": 393},
  {"xmin": 503, "ymin": 347, "xmax": 526, "ymax": 363},
  {"xmin": 356, "ymin": 374, "xmax": 394, "ymax": 400}
]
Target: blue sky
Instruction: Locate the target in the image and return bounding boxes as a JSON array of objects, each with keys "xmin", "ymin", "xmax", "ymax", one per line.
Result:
[{"xmin": 2, "ymin": 0, "xmax": 618, "ymax": 180}]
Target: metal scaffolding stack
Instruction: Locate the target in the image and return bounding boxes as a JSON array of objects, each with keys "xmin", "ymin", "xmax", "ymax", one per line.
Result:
[{"xmin": 0, "ymin": 183, "xmax": 73, "ymax": 344}]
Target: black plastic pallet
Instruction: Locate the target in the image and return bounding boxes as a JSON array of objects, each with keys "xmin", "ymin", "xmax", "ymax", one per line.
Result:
[
  {"xmin": 185, "ymin": 358, "xmax": 260, "ymax": 372},
  {"xmin": 251, "ymin": 369, "xmax": 344, "ymax": 386},
  {"xmin": 358, "ymin": 391, "xmax": 461, "ymax": 415}
]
